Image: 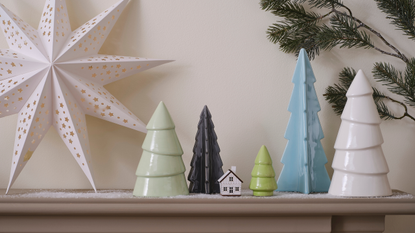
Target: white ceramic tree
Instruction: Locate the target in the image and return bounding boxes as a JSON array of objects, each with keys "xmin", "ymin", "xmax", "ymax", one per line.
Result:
[{"xmin": 329, "ymin": 70, "xmax": 392, "ymax": 196}]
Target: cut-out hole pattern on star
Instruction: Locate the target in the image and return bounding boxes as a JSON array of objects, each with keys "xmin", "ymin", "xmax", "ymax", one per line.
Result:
[{"xmin": 0, "ymin": 0, "xmax": 173, "ymax": 194}]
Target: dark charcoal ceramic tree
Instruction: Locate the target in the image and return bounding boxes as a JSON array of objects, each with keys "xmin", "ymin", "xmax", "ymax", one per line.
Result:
[{"xmin": 188, "ymin": 106, "xmax": 224, "ymax": 194}]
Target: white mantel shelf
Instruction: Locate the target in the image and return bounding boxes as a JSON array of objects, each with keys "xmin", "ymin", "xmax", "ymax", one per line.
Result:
[{"xmin": 0, "ymin": 189, "xmax": 414, "ymax": 233}]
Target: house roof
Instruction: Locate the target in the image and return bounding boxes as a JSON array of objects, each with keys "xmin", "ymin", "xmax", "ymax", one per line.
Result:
[{"xmin": 218, "ymin": 169, "xmax": 243, "ymax": 183}]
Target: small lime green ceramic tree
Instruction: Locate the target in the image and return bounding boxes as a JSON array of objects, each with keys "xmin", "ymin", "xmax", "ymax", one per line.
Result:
[
  {"xmin": 133, "ymin": 101, "xmax": 189, "ymax": 197},
  {"xmin": 250, "ymin": 145, "xmax": 277, "ymax": 196}
]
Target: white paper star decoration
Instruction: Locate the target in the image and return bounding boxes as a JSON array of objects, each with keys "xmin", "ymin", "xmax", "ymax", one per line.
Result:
[{"xmin": 0, "ymin": 0, "xmax": 172, "ymax": 193}]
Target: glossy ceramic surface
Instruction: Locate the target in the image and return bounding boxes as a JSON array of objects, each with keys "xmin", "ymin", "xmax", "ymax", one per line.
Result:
[
  {"xmin": 334, "ymin": 121, "xmax": 383, "ymax": 149},
  {"xmin": 250, "ymin": 145, "xmax": 277, "ymax": 196},
  {"xmin": 329, "ymin": 171, "xmax": 391, "ymax": 196},
  {"xmin": 332, "ymin": 147, "xmax": 389, "ymax": 174},
  {"xmin": 329, "ymin": 70, "xmax": 392, "ymax": 196},
  {"xmin": 133, "ymin": 101, "xmax": 189, "ymax": 197},
  {"xmin": 277, "ymin": 49, "xmax": 331, "ymax": 194},
  {"xmin": 188, "ymin": 106, "xmax": 224, "ymax": 194}
]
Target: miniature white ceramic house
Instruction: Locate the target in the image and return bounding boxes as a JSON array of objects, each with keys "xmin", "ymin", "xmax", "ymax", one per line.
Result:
[{"xmin": 218, "ymin": 166, "xmax": 243, "ymax": 196}]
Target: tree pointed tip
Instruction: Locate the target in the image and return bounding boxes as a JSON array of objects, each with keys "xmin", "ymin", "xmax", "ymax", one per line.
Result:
[
  {"xmin": 255, "ymin": 145, "xmax": 272, "ymax": 165},
  {"xmin": 298, "ymin": 48, "xmax": 310, "ymax": 63},
  {"xmin": 258, "ymin": 145, "xmax": 269, "ymax": 155},
  {"xmin": 291, "ymin": 48, "xmax": 315, "ymax": 84},
  {"xmin": 201, "ymin": 105, "xmax": 212, "ymax": 118},
  {"xmin": 299, "ymin": 48, "xmax": 307, "ymax": 56},
  {"xmin": 147, "ymin": 101, "xmax": 175, "ymax": 130},
  {"xmin": 346, "ymin": 70, "xmax": 373, "ymax": 97},
  {"xmin": 157, "ymin": 101, "xmax": 170, "ymax": 112}
]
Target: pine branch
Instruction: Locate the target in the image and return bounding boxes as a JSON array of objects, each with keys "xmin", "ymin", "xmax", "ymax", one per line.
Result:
[
  {"xmin": 374, "ymin": 0, "xmax": 415, "ymax": 40},
  {"xmin": 262, "ymin": 0, "xmax": 410, "ymax": 62},
  {"xmin": 373, "ymin": 62, "xmax": 415, "ymax": 106},
  {"xmin": 333, "ymin": 9, "xmax": 410, "ymax": 63},
  {"xmin": 316, "ymin": 14, "xmax": 373, "ymax": 50},
  {"xmin": 379, "ymin": 95, "xmax": 415, "ymax": 120},
  {"xmin": 267, "ymin": 2, "xmax": 322, "ymax": 21},
  {"xmin": 376, "ymin": 99, "xmax": 398, "ymax": 120},
  {"xmin": 265, "ymin": 2, "xmax": 323, "ymax": 44},
  {"xmin": 262, "ymin": 0, "xmax": 347, "ymax": 11},
  {"xmin": 261, "ymin": 0, "xmax": 291, "ymax": 10},
  {"xmin": 261, "ymin": 0, "xmax": 415, "ymax": 122},
  {"xmin": 372, "ymin": 88, "xmax": 400, "ymax": 120},
  {"xmin": 263, "ymin": 2, "xmax": 331, "ymax": 59},
  {"xmin": 338, "ymin": 66, "xmax": 355, "ymax": 86},
  {"xmin": 277, "ymin": 25, "xmax": 322, "ymax": 57},
  {"xmin": 308, "ymin": 0, "xmax": 342, "ymax": 8},
  {"xmin": 323, "ymin": 67, "xmax": 415, "ymax": 120},
  {"xmin": 295, "ymin": 0, "xmax": 346, "ymax": 9},
  {"xmin": 323, "ymin": 67, "xmax": 355, "ymax": 116},
  {"xmin": 403, "ymin": 58, "xmax": 415, "ymax": 105},
  {"xmin": 262, "ymin": 1, "xmax": 408, "ymax": 61}
]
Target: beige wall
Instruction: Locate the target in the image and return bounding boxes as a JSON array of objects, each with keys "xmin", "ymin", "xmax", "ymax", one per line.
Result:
[{"xmin": 0, "ymin": 0, "xmax": 414, "ymax": 232}]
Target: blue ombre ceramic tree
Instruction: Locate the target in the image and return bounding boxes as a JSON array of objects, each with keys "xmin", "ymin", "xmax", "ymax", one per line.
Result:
[{"xmin": 277, "ymin": 48, "xmax": 331, "ymax": 194}]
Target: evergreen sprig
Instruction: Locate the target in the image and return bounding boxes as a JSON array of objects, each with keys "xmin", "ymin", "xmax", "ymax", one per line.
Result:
[
  {"xmin": 262, "ymin": 0, "xmax": 415, "ymax": 122},
  {"xmin": 265, "ymin": 2, "xmax": 324, "ymax": 58},
  {"xmin": 373, "ymin": 63, "xmax": 412, "ymax": 103},
  {"xmin": 373, "ymin": 60, "xmax": 415, "ymax": 107},
  {"xmin": 374, "ymin": 0, "xmax": 415, "ymax": 40},
  {"xmin": 324, "ymin": 67, "xmax": 403, "ymax": 120},
  {"xmin": 317, "ymin": 14, "xmax": 373, "ymax": 50},
  {"xmin": 323, "ymin": 67, "xmax": 354, "ymax": 116},
  {"xmin": 296, "ymin": 0, "xmax": 346, "ymax": 9}
]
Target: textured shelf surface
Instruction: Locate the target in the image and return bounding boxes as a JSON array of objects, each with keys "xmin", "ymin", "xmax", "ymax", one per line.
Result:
[
  {"xmin": 0, "ymin": 189, "xmax": 414, "ymax": 216},
  {"xmin": 1, "ymin": 189, "xmax": 414, "ymax": 201},
  {"xmin": 1, "ymin": 189, "xmax": 414, "ymax": 232}
]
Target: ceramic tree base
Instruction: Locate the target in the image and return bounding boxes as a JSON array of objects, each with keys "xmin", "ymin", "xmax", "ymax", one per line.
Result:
[
  {"xmin": 329, "ymin": 171, "xmax": 391, "ymax": 196},
  {"xmin": 133, "ymin": 174, "xmax": 189, "ymax": 197},
  {"xmin": 328, "ymin": 70, "xmax": 392, "ymax": 197},
  {"xmin": 252, "ymin": 191, "xmax": 274, "ymax": 196}
]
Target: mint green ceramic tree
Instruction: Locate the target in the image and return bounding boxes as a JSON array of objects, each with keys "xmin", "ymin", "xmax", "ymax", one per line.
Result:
[
  {"xmin": 133, "ymin": 101, "xmax": 189, "ymax": 197},
  {"xmin": 250, "ymin": 145, "xmax": 277, "ymax": 196}
]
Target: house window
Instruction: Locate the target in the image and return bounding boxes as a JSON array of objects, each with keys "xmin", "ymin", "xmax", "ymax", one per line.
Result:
[
  {"xmin": 235, "ymin": 187, "xmax": 239, "ymax": 192},
  {"xmin": 229, "ymin": 177, "xmax": 233, "ymax": 181},
  {"xmin": 223, "ymin": 187, "xmax": 227, "ymax": 192},
  {"xmin": 229, "ymin": 187, "xmax": 234, "ymax": 193}
]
